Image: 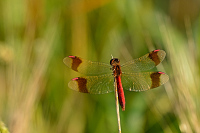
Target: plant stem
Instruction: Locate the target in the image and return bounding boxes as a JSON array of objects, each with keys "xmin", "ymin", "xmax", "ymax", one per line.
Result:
[{"xmin": 115, "ymin": 78, "xmax": 121, "ymax": 133}]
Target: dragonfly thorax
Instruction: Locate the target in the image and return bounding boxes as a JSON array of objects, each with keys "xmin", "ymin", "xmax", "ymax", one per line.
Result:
[{"xmin": 110, "ymin": 58, "xmax": 122, "ymax": 77}]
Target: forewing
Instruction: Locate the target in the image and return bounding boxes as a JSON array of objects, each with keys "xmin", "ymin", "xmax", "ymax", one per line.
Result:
[
  {"xmin": 121, "ymin": 50, "xmax": 166, "ymax": 72},
  {"xmin": 68, "ymin": 74, "xmax": 115, "ymax": 94},
  {"xmin": 63, "ymin": 56, "xmax": 111, "ymax": 75},
  {"xmin": 121, "ymin": 72, "xmax": 169, "ymax": 91}
]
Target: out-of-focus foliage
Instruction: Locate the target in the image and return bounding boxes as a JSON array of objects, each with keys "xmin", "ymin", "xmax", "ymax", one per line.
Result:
[
  {"xmin": 0, "ymin": 0, "xmax": 200, "ymax": 133},
  {"xmin": 0, "ymin": 121, "xmax": 9, "ymax": 133}
]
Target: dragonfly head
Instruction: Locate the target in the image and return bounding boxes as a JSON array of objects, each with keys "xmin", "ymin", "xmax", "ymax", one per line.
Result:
[{"xmin": 110, "ymin": 58, "xmax": 120, "ymax": 66}]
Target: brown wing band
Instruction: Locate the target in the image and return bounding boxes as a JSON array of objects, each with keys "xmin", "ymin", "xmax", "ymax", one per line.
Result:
[
  {"xmin": 148, "ymin": 50, "xmax": 160, "ymax": 66},
  {"xmin": 150, "ymin": 72, "xmax": 162, "ymax": 88},
  {"xmin": 75, "ymin": 77, "xmax": 88, "ymax": 93},
  {"xmin": 70, "ymin": 56, "xmax": 82, "ymax": 72}
]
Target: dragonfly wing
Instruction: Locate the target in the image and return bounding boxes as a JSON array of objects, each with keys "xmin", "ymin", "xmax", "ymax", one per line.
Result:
[
  {"xmin": 68, "ymin": 74, "xmax": 115, "ymax": 94},
  {"xmin": 121, "ymin": 50, "xmax": 166, "ymax": 72},
  {"xmin": 63, "ymin": 56, "xmax": 112, "ymax": 75},
  {"xmin": 121, "ymin": 72, "xmax": 169, "ymax": 91}
]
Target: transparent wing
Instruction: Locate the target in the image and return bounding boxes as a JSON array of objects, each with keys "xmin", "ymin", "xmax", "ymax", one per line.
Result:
[
  {"xmin": 121, "ymin": 72, "xmax": 169, "ymax": 92},
  {"xmin": 68, "ymin": 74, "xmax": 115, "ymax": 94},
  {"xmin": 63, "ymin": 56, "xmax": 112, "ymax": 75},
  {"xmin": 121, "ymin": 50, "xmax": 166, "ymax": 72}
]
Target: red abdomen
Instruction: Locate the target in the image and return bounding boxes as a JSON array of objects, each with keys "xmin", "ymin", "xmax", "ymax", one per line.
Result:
[{"xmin": 116, "ymin": 76, "xmax": 125, "ymax": 111}]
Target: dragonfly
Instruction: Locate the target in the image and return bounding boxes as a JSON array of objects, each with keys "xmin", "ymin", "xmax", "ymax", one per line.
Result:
[{"xmin": 63, "ymin": 50, "xmax": 169, "ymax": 111}]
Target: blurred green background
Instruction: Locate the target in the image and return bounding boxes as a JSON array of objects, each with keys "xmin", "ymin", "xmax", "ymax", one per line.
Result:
[{"xmin": 0, "ymin": 0, "xmax": 200, "ymax": 133}]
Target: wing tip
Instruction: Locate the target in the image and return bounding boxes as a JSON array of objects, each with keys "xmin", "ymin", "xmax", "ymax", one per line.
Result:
[
  {"xmin": 157, "ymin": 49, "xmax": 166, "ymax": 57},
  {"xmin": 150, "ymin": 49, "xmax": 166, "ymax": 65},
  {"xmin": 160, "ymin": 72, "xmax": 169, "ymax": 83},
  {"xmin": 68, "ymin": 77, "xmax": 89, "ymax": 93}
]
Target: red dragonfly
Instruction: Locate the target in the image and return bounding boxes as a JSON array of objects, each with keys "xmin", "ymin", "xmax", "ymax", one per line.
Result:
[{"xmin": 63, "ymin": 50, "xmax": 169, "ymax": 111}]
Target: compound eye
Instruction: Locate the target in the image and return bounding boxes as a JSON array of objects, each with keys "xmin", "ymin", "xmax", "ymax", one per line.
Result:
[
  {"xmin": 114, "ymin": 58, "xmax": 119, "ymax": 62},
  {"xmin": 110, "ymin": 59, "xmax": 114, "ymax": 65}
]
